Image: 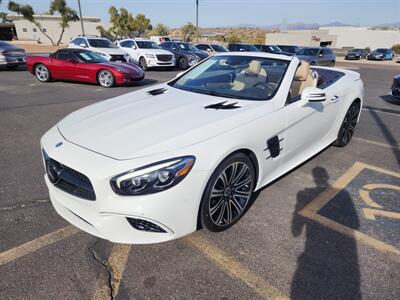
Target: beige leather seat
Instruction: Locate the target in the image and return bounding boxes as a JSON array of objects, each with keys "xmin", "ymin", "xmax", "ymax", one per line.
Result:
[
  {"xmin": 290, "ymin": 60, "xmax": 318, "ymax": 97},
  {"xmin": 232, "ymin": 60, "xmax": 267, "ymax": 91}
]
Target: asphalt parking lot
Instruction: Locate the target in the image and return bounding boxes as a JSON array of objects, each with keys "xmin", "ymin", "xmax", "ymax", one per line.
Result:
[{"xmin": 0, "ymin": 61, "xmax": 399, "ymax": 300}]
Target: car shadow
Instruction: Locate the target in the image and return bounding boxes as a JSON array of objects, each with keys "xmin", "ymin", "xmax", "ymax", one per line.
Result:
[
  {"xmin": 290, "ymin": 167, "xmax": 361, "ymax": 299},
  {"xmin": 0, "ymin": 65, "xmax": 28, "ymax": 72},
  {"xmin": 380, "ymin": 95, "xmax": 400, "ymax": 106}
]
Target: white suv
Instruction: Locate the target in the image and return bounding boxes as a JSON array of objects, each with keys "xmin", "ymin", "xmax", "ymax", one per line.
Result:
[
  {"xmin": 68, "ymin": 36, "xmax": 129, "ymax": 62},
  {"xmin": 117, "ymin": 38, "xmax": 175, "ymax": 70}
]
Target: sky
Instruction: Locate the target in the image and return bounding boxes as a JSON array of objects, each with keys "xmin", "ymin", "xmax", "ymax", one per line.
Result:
[{"xmin": 1, "ymin": 0, "xmax": 399, "ymax": 28}]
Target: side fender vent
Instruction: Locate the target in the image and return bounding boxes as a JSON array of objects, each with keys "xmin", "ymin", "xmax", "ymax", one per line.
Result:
[{"xmin": 205, "ymin": 101, "xmax": 241, "ymax": 110}]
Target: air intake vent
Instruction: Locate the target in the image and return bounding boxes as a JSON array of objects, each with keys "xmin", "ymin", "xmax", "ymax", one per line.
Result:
[{"xmin": 126, "ymin": 218, "xmax": 166, "ymax": 233}]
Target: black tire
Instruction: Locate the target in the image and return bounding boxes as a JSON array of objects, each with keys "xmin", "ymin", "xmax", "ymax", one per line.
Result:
[
  {"xmin": 97, "ymin": 69, "xmax": 115, "ymax": 88},
  {"xmin": 139, "ymin": 57, "xmax": 148, "ymax": 71},
  {"xmin": 34, "ymin": 64, "xmax": 51, "ymax": 82},
  {"xmin": 200, "ymin": 153, "xmax": 256, "ymax": 232},
  {"xmin": 329, "ymin": 61, "xmax": 335, "ymax": 67},
  {"xmin": 178, "ymin": 57, "xmax": 189, "ymax": 70},
  {"xmin": 333, "ymin": 101, "xmax": 361, "ymax": 147},
  {"xmin": 310, "ymin": 61, "xmax": 316, "ymax": 66}
]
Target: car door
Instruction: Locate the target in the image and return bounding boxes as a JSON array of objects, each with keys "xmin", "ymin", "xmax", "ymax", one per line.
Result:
[
  {"xmin": 50, "ymin": 51, "xmax": 88, "ymax": 81},
  {"xmin": 283, "ymin": 64, "xmax": 341, "ymax": 167}
]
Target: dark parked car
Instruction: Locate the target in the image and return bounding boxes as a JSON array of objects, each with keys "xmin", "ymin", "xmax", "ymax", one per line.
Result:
[
  {"xmin": 345, "ymin": 48, "xmax": 369, "ymax": 60},
  {"xmin": 368, "ymin": 48, "xmax": 395, "ymax": 61},
  {"xmin": 195, "ymin": 43, "xmax": 228, "ymax": 55},
  {"xmin": 159, "ymin": 41, "xmax": 208, "ymax": 69},
  {"xmin": 296, "ymin": 47, "xmax": 336, "ymax": 66},
  {"xmin": 254, "ymin": 44, "xmax": 292, "ymax": 56},
  {"xmin": 227, "ymin": 43, "xmax": 259, "ymax": 52},
  {"xmin": 391, "ymin": 74, "xmax": 400, "ymax": 99},
  {"xmin": 0, "ymin": 41, "xmax": 26, "ymax": 70},
  {"xmin": 277, "ymin": 45, "xmax": 301, "ymax": 54}
]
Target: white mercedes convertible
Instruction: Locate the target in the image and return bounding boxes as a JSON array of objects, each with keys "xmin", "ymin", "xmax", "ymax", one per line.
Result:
[{"xmin": 41, "ymin": 52, "xmax": 363, "ymax": 244}]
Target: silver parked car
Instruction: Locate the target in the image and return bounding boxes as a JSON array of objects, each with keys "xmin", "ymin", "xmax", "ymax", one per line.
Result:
[
  {"xmin": 0, "ymin": 41, "xmax": 26, "ymax": 70},
  {"xmin": 296, "ymin": 47, "xmax": 336, "ymax": 67}
]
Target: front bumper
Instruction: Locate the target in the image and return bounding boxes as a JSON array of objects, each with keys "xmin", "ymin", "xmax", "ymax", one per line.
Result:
[
  {"xmin": 146, "ymin": 58, "xmax": 175, "ymax": 68},
  {"xmin": 41, "ymin": 126, "xmax": 207, "ymax": 244},
  {"xmin": 115, "ymin": 72, "xmax": 145, "ymax": 86},
  {"xmin": 345, "ymin": 55, "xmax": 360, "ymax": 60},
  {"xmin": 0, "ymin": 55, "xmax": 25, "ymax": 66},
  {"xmin": 368, "ymin": 56, "xmax": 384, "ymax": 60}
]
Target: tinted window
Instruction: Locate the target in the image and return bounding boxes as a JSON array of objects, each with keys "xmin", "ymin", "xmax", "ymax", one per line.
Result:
[
  {"xmin": 196, "ymin": 44, "xmax": 208, "ymax": 51},
  {"xmin": 136, "ymin": 41, "xmax": 159, "ymax": 49},
  {"xmin": 74, "ymin": 50, "xmax": 108, "ymax": 63},
  {"xmin": 120, "ymin": 40, "xmax": 135, "ymax": 48},
  {"xmin": 298, "ymin": 48, "xmax": 319, "ymax": 56},
  {"xmin": 73, "ymin": 38, "xmax": 82, "ymax": 45},
  {"xmin": 56, "ymin": 51, "xmax": 77, "ymax": 61},
  {"xmin": 160, "ymin": 42, "xmax": 171, "ymax": 49},
  {"xmin": 211, "ymin": 45, "xmax": 228, "ymax": 52},
  {"xmin": 323, "ymin": 48, "xmax": 333, "ymax": 54},
  {"xmin": 87, "ymin": 39, "xmax": 117, "ymax": 48},
  {"xmin": 170, "ymin": 55, "xmax": 289, "ymax": 101}
]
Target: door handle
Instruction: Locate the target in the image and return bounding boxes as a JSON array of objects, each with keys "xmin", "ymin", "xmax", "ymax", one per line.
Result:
[{"xmin": 331, "ymin": 95, "xmax": 339, "ymax": 102}]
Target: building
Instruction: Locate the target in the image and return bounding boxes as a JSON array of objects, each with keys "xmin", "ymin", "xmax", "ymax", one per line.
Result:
[
  {"xmin": 266, "ymin": 26, "xmax": 400, "ymax": 49},
  {"xmin": 7, "ymin": 14, "xmax": 103, "ymax": 44}
]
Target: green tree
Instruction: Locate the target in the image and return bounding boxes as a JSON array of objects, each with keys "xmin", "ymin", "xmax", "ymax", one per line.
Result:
[
  {"xmin": 97, "ymin": 6, "xmax": 152, "ymax": 40},
  {"xmin": 391, "ymin": 44, "xmax": 400, "ymax": 54},
  {"xmin": 8, "ymin": 0, "xmax": 79, "ymax": 45},
  {"xmin": 149, "ymin": 23, "xmax": 169, "ymax": 36},
  {"xmin": 227, "ymin": 34, "xmax": 241, "ymax": 44},
  {"xmin": 180, "ymin": 22, "xmax": 196, "ymax": 42}
]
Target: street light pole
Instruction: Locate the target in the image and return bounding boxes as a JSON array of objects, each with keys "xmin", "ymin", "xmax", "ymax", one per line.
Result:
[
  {"xmin": 196, "ymin": 0, "xmax": 199, "ymax": 42},
  {"xmin": 77, "ymin": 0, "xmax": 85, "ymax": 36}
]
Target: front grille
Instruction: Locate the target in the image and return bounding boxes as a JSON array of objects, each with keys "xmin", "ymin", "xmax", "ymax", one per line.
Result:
[
  {"xmin": 110, "ymin": 55, "xmax": 126, "ymax": 62},
  {"xmin": 126, "ymin": 218, "xmax": 166, "ymax": 233},
  {"xmin": 44, "ymin": 152, "xmax": 96, "ymax": 200},
  {"xmin": 156, "ymin": 54, "xmax": 173, "ymax": 62}
]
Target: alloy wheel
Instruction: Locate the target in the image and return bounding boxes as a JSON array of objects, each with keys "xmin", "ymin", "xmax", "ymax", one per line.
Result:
[
  {"xmin": 35, "ymin": 64, "xmax": 49, "ymax": 82},
  {"xmin": 208, "ymin": 162, "xmax": 253, "ymax": 226},
  {"xmin": 98, "ymin": 70, "xmax": 114, "ymax": 88},
  {"xmin": 338, "ymin": 103, "xmax": 360, "ymax": 146}
]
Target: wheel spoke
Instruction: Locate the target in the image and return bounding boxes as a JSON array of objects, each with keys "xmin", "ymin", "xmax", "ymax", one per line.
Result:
[
  {"xmin": 230, "ymin": 196, "xmax": 243, "ymax": 214},
  {"xmin": 216, "ymin": 202, "xmax": 227, "ymax": 224},
  {"xmin": 210, "ymin": 197, "xmax": 224, "ymax": 216},
  {"xmin": 233, "ymin": 164, "xmax": 248, "ymax": 185},
  {"xmin": 234, "ymin": 176, "xmax": 252, "ymax": 189}
]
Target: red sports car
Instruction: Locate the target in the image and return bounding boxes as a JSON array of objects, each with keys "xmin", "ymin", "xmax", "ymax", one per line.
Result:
[{"xmin": 26, "ymin": 48, "xmax": 145, "ymax": 87}]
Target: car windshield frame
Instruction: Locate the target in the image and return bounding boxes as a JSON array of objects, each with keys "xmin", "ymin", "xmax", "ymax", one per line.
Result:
[
  {"xmin": 168, "ymin": 55, "xmax": 290, "ymax": 101},
  {"xmin": 136, "ymin": 41, "xmax": 160, "ymax": 49},
  {"xmin": 74, "ymin": 50, "xmax": 109, "ymax": 63},
  {"xmin": 87, "ymin": 38, "xmax": 118, "ymax": 48},
  {"xmin": 298, "ymin": 48, "xmax": 320, "ymax": 56}
]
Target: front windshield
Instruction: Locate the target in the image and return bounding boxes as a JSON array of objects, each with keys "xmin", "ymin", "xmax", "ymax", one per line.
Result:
[
  {"xmin": 298, "ymin": 48, "xmax": 319, "ymax": 56},
  {"xmin": 75, "ymin": 50, "xmax": 108, "ymax": 63},
  {"xmin": 374, "ymin": 48, "xmax": 386, "ymax": 53},
  {"xmin": 88, "ymin": 39, "xmax": 118, "ymax": 48},
  {"xmin": 177, "ymin": 42, "xmax": 198, "ymax": 51},
  {"xmin": 350, "ymin": 49, "xmax": 363, "ymax": 52},
  {"xmin": 212, "ymin": 45, "xmax": 228, "ymax": 52},
  {"xmin": 136, "ymin": 41, "xmax": 160, "ymax": 49},
  {"xmin": 170, "ymin": 55, "xmax": 289, "ymax": 101}
]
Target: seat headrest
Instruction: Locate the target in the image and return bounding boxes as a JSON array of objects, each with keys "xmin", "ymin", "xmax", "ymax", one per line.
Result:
[
  {"xmin": 294, "ymin": 60, "xmax": 311, "ymax": 81},
  {"xmin": 246, "ymin": 60, "xmax": 262, "ymax": 75}
]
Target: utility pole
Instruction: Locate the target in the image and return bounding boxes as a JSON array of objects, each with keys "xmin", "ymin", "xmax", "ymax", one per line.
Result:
[
  {"xmin": 196, "ymin": 0, "xmax": 199, "ymax": 42},
  {"xmin": 77, "ymin": 0, "xmax": 85, "ymax": 36}
]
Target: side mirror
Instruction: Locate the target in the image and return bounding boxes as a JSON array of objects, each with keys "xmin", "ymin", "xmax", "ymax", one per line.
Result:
[
  {"xmin": 301, "ymin": 87, "xmax": 326, "ymax": 102},
  {"xmin": 318, "ymin": 53, "xmax": 323, "ymax": 57},
  {"xmin": 206, "ymin": 48, "xmax": 212, "ymax": 52},
  {"xmin": 80, "ymin": 43, "xmax": 87, "ymax": 48},
  {"xmin": 132, "ymin": 45, "xmax": 137, "ymax": 50}
]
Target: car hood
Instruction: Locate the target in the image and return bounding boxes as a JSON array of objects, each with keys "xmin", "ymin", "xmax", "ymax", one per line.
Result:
[
  {"xmin": 182, "ymin": 50, "xmax": 208, "ymax": 59},
  {"xmin": 139, "ymin": 48, "xmax": 173, "ymax": 55},
  {"xmin": 370, "ymin": 52, "xmax": 384, "ymax": 56},
  {"xmin": 98, "ymin": 62, "xmax": 143, "ymax": 73},
  {"xmin": 57, "ymin": 85, "xmax": 270, "ymax": 160},
  {"xmin": 95, "ymin": 48, "xmax": 126, "ymax": 55}
]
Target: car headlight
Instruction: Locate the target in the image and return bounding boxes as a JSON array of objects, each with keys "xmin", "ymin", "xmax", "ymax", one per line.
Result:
[
  {"xmin": 145, "ymin": 54, "xmax": 155, "ymax": 58},
  {"xmin": 111, "ymin": 156, "xmax": 195, "ymax": 195}
]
